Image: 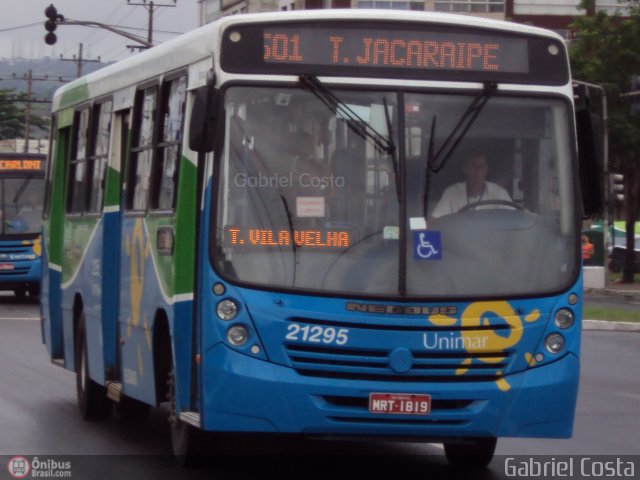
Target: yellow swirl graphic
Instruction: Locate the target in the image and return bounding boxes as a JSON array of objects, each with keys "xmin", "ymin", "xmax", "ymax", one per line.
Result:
[
  {"xmin": 461, "ymin": 301, "xmax": 523, "ymax": 361},
  {"xmin": 429, "ymin": 314, "xmax": 458, "ymax": 327},
  {"xmin": 126, "ymin": 219, "xmax": 151, "ymax": 377}
]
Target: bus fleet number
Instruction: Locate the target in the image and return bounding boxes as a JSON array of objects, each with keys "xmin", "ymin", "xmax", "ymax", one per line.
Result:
[{"xmin": 286, "ymin": 324, "xmax": 349, "ymax": 346}]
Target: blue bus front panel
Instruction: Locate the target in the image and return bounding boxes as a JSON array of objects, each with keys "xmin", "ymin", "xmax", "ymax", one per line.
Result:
[
  {"xmin": 199, "ymin": 281, "xmax": 581, "ymax": 439},
  {"xmin": 0, "ymin": 238, "xmax": 42, "ymax": 290}
]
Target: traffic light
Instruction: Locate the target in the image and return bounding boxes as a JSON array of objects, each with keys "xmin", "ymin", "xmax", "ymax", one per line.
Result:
[
  {"xmin": 44, "ymin": 4, "xmax": 64, "ymax": 46},
  {"xmin": 609, "ymin": 172, "xmax": 624, "ymax": 205}
]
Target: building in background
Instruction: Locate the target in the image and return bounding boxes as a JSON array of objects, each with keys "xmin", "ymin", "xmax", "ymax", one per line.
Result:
[
  {"xmin": 199, "ymin": 0, "xmax": 507, "ymax": 22},
  {"xmin": 0, "ymin": 139, "xmax": 48, "ymax": 155},
  {"xmin": 199, "ymin": 0, "xmax": 633, "ymax": 40},
  {"xmin": 508, "ymin": 1, "xmax": 632, "ymax": 40}
]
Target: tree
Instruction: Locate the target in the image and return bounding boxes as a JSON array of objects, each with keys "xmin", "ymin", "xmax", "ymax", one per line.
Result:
[
  {"xmin": 0, "ymin": 88, "xmax": 49, "ymax": 143},
  {"xmin": 570, "ymin": 0, "xmax": 640, "ymax": 282}
]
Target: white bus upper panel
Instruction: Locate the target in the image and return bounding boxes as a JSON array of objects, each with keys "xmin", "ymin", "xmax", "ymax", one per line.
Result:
[{"xmin": 52, "ymin": 9, "xmax": 566, "ymax": 113}]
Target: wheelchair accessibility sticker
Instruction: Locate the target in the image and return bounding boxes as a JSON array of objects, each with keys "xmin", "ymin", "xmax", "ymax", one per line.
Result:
[{"xmin": 413, "ymin": 231, "xmax": 442, "ymax": 260}]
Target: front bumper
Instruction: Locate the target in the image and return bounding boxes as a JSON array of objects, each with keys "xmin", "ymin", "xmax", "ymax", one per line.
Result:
[
  {"xmin": 201, "ymin": 344, "xmax": 578, "ymax": 439},
  {"xmin": 0, "ymin": 260, "xmax": 41, "ymax": 290}
]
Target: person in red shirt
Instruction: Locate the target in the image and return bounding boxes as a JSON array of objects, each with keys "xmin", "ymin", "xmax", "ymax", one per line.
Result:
[{"xmin": 582, "ymin": 234, "xmax": 594, "ymax": 261}]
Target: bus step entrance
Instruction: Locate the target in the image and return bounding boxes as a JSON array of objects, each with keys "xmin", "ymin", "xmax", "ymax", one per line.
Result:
[{"xmin": 107, "ymin": 382, "xmax": 123, "ymax": 402}]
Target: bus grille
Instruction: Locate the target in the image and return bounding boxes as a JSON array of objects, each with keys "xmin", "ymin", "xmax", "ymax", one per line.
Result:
[
  {"xmin": 285, "ymin": 330, "xmax": 513, "ymax": 382},
  {"xmin": 0, "ymin": 245, "xmax": 32, "ymax": 254},
  {"xmin": 317, "ymin": 396, "xmax": 474, "ymax": 426},
  {"xmin": 0, "ymin": 265, "xmax": 31, "ymax": 276}
]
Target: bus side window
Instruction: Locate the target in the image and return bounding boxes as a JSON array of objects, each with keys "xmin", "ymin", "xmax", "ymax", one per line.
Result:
[
  {"xmin": 127, "ymin": 87, "xmax": 157, "ymax": 212},
  {"xmin": 150, "ymin": 75, "xmax": 187, "ymax": 211},
  {"xmin": 43, "ymin": 116, "xmax": 58, "ymax": 219},
  {"xmin": 87, "ymin": 100, "xmax": 112, "ymax": 213},
  {"xmin": 67, "ymin": 107, "xmax": 90, "ymax": 214}
]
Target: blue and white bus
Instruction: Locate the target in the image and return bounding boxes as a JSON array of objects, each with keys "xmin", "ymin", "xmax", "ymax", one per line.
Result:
[
  {"xmin": 42, "ymin": 10, "xmax": 602, "ymax": 466},
  {"xmin": 0, "ymin": 153, "xmax": 45, "ymax": 298}
]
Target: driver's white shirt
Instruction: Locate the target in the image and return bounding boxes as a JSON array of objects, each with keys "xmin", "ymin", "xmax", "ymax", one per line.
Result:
[{"xmin": 431, "ymin": 181, "xmax": 511, "ymax": 218}]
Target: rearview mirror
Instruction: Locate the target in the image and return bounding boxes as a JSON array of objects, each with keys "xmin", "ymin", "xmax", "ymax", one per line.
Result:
[
  {"xmin": 189, "ymin": 85, "xmax": 220, "ymax": 153},
  {"xmin": 575, "ymin": 108, "xmax": 604, "ymax": 217}
]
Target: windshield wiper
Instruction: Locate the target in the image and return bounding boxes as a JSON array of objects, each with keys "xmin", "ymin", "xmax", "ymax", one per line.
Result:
[
  {"xmin": 429, "ymin": 82, "xmax": 497, "ymax": 174},
  {"xmin": 382, "ymin": 97, "xmax": 401, "ymax": 202},
  {"xmin": 300, "ymin": 75, "xmax": 396, "ymax": 154},
  {"xmin": 300, "ymin": 75, "xmax": 400, "ymax": 201},
  {"xmin": 12, "ymin": 178, "xmax": 31, "ymax": 204},
  {"xmin": 422, "ymin": 82, "xmax": 497, "ymax": 218},
  {"xmin": 423, "ymin": 115, "xmax": 437, "ymax": 218}
]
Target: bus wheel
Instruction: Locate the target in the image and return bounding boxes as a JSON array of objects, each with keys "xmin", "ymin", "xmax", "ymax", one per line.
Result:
[
  {"xmin": 14, "ymin": 288, "xmax": 26, "ymax": 299},
  {"xmin": 28, "ymin": 284, "xmax": 40, "ymax": 299},
  {"xmin": 167, "ymin": 370, "xmax": 200, "ymax": 466},
  {"xmin": 75, "ymin": 315, "xmax": 112, "ymax": 420},
  {"xmin": 444, "ymin": 437, "xmax": 496, "ymax": 468},
  {"xmin": 114, "ymin": 396, "xmax": 152, "ymax": 420}
]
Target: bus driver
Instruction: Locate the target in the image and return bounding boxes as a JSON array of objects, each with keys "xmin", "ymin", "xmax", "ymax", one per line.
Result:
[{"xmin": 431, "ymin": 154, "xmax": 512, "ymax": 218}]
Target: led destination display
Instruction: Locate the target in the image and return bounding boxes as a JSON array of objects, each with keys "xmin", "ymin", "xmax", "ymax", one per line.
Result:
[
  {"xmin": 262, "ymin": 29, "xmax": 528, "ymax": 73},
  {"xmin": 225, "ymin": 227, "xmax": 351, "ymax": 249},
  {"xmin": 0, "ymin": 159, "xmax": 43, "ymax": 171},
  {"xmin": 221, "ymin": 21, "xmax": 569, "ymax": 84}
]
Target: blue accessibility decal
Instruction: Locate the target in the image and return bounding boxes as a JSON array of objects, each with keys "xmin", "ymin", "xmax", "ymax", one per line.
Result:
[{"xmin": 413, "ymin": 230, "xmax": 442, "ymax": 260}]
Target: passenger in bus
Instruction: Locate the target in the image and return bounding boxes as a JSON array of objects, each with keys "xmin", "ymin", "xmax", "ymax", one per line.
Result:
[{"xmin": 431, "ymin": 154, "xmax": 512, "ymax": 218}]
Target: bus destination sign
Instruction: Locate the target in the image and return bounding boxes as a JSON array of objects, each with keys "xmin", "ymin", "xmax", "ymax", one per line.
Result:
[
  {"xmin": 261, "ymin": 28, "xmax": 528, "ymax": 74},
  {"xmin": 221, "ymin": 22, "xmax": 568, "ymax": 85},
  {"xmin": 0, "ymin": 159, "xmax": 43, "ymax": 171}
]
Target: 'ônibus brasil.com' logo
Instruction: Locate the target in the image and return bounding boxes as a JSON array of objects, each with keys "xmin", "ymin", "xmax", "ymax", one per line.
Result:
[{"xmin": 7, "ymin": 456, "xmax": 30, "ymax": 479}]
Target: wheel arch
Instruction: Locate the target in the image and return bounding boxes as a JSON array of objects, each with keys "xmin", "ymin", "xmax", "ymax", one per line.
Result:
[
  {"xmin": 153, "ymin": 308, "xmax": 173, "ymax": 405},
  {"xmin": 71, "ymin": 293, "xmax": 84, "ymax": 371}
]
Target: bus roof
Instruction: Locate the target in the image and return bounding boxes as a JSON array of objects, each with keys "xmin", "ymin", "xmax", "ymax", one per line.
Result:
[{"xmin": 52, "ymin": 9, "xmax": 564, "ymax": 112}]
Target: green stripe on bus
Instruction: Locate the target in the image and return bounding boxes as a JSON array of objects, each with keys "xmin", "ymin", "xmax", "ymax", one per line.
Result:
[
  {"xmin": 173, "ymin": 155, "xmax": 197, "ymax": 296},
  {"xmin": 59, "ymin": 80, "xmax": 90, "ymax": 111},
  {"xmin": 103, "ymin": 166, "xmax": 121, "ymax": 207}
]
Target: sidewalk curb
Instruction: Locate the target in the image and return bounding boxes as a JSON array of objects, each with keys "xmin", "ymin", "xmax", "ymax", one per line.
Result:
[
  {"xmin": 584, "ymin": 288, "xmax": 640, "ymax": 301},
  {"xmin": 583, "ymin": 320, "xmax": 640, "ymax": 332}
]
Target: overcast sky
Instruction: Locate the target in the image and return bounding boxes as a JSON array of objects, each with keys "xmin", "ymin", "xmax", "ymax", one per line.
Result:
[{"xmin": 0, "ymin": 1, "xmax": 200, "ymax": 62}]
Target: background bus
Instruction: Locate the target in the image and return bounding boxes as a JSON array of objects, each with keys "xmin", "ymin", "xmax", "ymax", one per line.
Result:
[
  {"xmin": 41, "ymin": 10, "xmax": 602, "ymax": 467},
  {"xmin": 0, "ymin": 153, "xmax": 45, "ymax": 298}
]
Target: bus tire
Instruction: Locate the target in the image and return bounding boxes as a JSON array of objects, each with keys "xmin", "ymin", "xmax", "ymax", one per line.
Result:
[
  {"xmin": 114, "ymin": 396, "xmax": 152, "ymax": 420},
  {"xmin": 75, "ymin": 314, "xmax": 112, "ymax": 420},
  {"xmin": 28, "ymin": 284, "xmax": 40, "ymax": 299},
  {"xmin": 444, "ymin": 437, "xmax": 496, "ymax": 468},
  {"xmin": 167, "ymin": 370, "xmax": 200, "ymax": 466}
]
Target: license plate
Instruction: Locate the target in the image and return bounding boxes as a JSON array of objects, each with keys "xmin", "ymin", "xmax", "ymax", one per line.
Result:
[
  {"xmin": 369, "ymin": 393, "xmax": 431, "ymax": 415},
  {"xmin": 0, "ymin": 264, "xmax": 14, "ymax": 271}
]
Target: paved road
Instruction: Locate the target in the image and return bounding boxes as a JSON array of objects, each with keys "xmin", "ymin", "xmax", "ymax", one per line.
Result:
[
  {"xmin": 584, "ymin": 291, "xmax": 640, "ymax": 313},
  {"xmin": 0, "ymin": 299, "xmax": 638, "ymax": 479}
]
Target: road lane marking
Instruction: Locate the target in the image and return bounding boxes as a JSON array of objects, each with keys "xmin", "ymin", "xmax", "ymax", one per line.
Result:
[
  {"xmin": 0, "ymin": 317, "xmax": 40, "ymax": 321},
  {"xmin": 618, "ymin": 392, "xmax": 640, "ymax": 401}
]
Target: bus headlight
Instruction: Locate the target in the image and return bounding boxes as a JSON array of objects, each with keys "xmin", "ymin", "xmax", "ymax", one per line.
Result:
[
  {"xmin": 216, "ymin": 299, "xmax": 238, "ymax": 321},
  {"xmin": 227, "ymin": 325, "xmax": 249, "ymax": 346},
  {"xmin": 544, "ymin": 333, "xmax": 565, "ymax": 354},
  {"xmin": 554, "ymin": 309, "xmax": 575, "ymax": 329}
]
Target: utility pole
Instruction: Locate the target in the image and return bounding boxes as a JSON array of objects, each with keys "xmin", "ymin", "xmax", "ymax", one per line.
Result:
[
  {"xmin": 59, "ymin": 43, "xmax": 102, "ymax": 78},
  {"xmin": 2, "ymin": 72, "xmax": 69, "ymax": 152},
  {"xmin": 24, "ymin": 70, "xmax": 32, "ymax": 153},
  {"xmin": 127, "ymin": 0, "xmax": 177, "ymax": 48}
]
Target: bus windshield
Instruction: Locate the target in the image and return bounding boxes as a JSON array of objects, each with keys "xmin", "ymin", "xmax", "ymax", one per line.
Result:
[
  {"xmin": 214, "ymin": 85, "xmax": 577, "ymax": 298},
  {"xmin": 0, "ymin": 176, "xmax": 45, "ymax": 235}
]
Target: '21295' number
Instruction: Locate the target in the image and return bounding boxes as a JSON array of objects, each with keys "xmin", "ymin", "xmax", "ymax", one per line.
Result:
[{"xmin": 286, "ymin": 324, "xmax": 349, "ymax": 346}]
